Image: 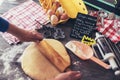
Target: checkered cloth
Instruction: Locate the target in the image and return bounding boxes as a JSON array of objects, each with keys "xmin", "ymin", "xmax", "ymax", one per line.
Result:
[
  {"xmin": 89, "ymin": 11, "xmax": 120, "ymax": 43},
  {"xmin": 97, "ymin": 19, "xmax": 120, "ymax": 43},
  {"xmin": 0, "ymin": 0, "xmax": 49, "ymax": 44}
]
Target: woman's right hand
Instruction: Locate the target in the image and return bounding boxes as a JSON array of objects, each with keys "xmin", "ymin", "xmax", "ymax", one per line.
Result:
[{"xmin": 54, "ymin": 71, "xmax": 81, "ymax": 80}]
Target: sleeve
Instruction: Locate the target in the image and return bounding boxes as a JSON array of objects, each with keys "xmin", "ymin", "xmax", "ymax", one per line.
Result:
[{"xmin": 0, "ymin": 17, "xmax": 9, "ymax": 32}]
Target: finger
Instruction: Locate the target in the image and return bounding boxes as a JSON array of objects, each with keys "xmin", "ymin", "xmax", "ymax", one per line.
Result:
[
  {"xmin": 69, "ymin": 71, "xmax": 81, "ymax": 80},
  {"xmin": 67, "ymin": 71, "xmax": 81, "ymax": 76},
  {"xmin": 35, "ymin": 40, "xmax": 40, "ymax": 43},
  {"xmin": 32, "ymin": 31, "xmax": 44, "ymax": 41},
  {"xmin": 74, "ymin": 73, "xmax": 81, "ymax": 78}
]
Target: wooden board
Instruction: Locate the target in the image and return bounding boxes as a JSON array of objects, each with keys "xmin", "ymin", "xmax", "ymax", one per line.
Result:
[{"xmin": 21, "ymin": 39, "xmax": 70, "ymax": 80}]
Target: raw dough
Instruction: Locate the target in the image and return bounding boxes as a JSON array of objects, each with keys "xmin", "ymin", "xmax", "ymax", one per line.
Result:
[{"xmin": 21, "ymin": 39, "xmax": 70, "ymax": 80}]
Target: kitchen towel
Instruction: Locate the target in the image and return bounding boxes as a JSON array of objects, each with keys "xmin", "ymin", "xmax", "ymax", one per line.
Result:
[
  {"xmin": 89, "ymin": 10, "xmax": 120, "ymax": 43},
  {"xmin": 1, "ymin": 0, "xmax": 49, "ymax": 44}
]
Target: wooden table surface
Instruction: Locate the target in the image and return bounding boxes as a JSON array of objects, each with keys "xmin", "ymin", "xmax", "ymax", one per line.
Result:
[
  {"xmin": 0, "ymin": 0, "xmax": 120, "ymax": 80},
  {"xmin": 57, "ymin": 19, "xmax": 120, "ymax": 80}
]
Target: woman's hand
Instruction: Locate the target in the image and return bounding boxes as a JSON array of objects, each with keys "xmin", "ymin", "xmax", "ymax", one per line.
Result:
[
  {"xmin": 53, "ymin": 71, "xmax": 81, "ymax": 80},
  {"xmin": 7, "ymin": 23, "xmax": 43, "ymax": 42},
  {"xmin": 16, "ymin": 30, "xmax": 43, "ymax": 42}
]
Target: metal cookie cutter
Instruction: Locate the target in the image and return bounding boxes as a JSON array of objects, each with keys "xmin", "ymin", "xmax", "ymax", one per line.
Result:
[
  {"xmin": 99, "ymin": 10, "xmax": 108, "ymax": 27},
  {"xmin": 54, "ymin": 28, "xmax": 65, "ymax": 39}
]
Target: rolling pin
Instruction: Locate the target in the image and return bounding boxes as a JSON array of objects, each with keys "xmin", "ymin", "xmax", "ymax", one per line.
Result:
[{"xmin": 38, "ymin": 39, "xmax": 70, "ymax": 72}]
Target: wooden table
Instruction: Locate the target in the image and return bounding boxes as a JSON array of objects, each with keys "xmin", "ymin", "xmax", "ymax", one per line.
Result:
[
  {"xmin": 57, "ymin": 19, "xmax": 120, "ymax": 80},
  {"xmin": 0, "ymin": 0, "xmax": 120, "ymax": 80}
]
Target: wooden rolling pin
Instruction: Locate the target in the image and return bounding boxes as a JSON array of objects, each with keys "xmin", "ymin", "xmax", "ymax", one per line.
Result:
[{"xmin": 38, "ymin": 39, "xmax": 70, "ymax": 72}]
